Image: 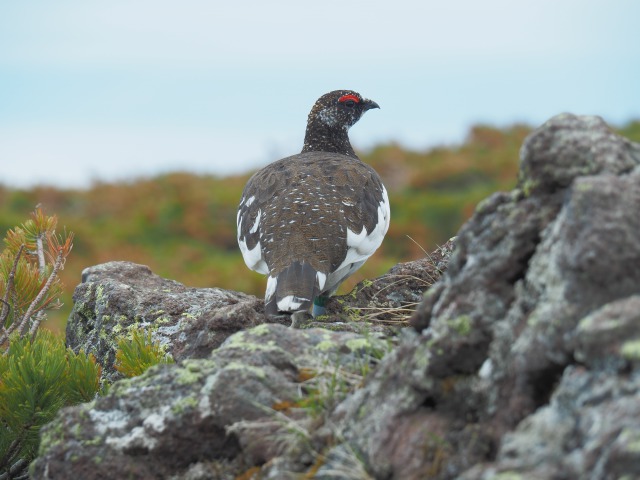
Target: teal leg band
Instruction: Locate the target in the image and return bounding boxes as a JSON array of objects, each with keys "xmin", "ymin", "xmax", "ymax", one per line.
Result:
[{"xmin": 312, "ymin": 296, "xmax": 327, "ymax": 317}]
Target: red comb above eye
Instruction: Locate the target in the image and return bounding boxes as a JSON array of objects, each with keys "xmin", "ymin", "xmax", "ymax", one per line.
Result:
[{"xmin": 338, "ymin": 94, "xmax": 360, "ymax": 104}]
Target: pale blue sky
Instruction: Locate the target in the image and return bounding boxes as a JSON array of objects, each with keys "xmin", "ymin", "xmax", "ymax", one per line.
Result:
[{"xmin": 1, "ymin": 0, "xmax": 638, "ymax": 188}]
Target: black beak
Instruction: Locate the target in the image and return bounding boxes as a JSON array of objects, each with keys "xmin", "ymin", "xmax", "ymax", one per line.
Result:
[{"xmin": 363, "ymin": 99, "xmax": 380, "ymax": 111}]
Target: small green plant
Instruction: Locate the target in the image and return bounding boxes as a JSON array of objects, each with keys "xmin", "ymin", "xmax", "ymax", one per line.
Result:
[
  {"xmin": 114, "ymin": 328, "xmax": 174, "ymax": 378},
  {"xmin": 0, "ymin": 330, "xmax": 101, "ymax": 477}
]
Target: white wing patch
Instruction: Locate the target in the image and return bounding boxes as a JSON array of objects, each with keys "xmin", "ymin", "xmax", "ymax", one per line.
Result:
[
  {"xmin": 238, "ymin": 204, "xmax": 268, "ymax": 274},
  {"xmin": 335, "ymin": 185, "xmax": 390, "ymax": 274},
  {"xmin": 321, "ymin": 186, "xmax": 390, "ymax": 296},
  {"xmin": 238, "ymin": 238, "xmax": 268, "ymax": 274}
]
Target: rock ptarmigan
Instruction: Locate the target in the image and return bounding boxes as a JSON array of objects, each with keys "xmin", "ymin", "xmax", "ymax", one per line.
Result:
[{"xmin": 237, "ymin": 90, "xmax": 390, "ymax": 324}]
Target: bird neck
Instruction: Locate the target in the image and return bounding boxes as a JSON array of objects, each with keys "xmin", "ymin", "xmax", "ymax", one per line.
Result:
[{"xmin": 301, "ymin": 121, "xmax": 357, "ymax": 158}]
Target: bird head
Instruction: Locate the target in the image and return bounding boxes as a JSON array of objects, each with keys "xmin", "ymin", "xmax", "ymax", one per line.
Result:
[{"xmin": 309, "ymin": 90, "xmax": 380, "ymax": 131}]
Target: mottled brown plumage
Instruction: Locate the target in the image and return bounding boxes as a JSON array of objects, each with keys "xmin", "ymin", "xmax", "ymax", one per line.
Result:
[{"xmin": 237, "ymin": 90, "xmax": 389, "ymax": 318}]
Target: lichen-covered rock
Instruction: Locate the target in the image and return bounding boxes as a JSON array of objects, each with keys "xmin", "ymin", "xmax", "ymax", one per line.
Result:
[
  {"xmin": 330, "ymin": 114, "xmax": 640, "ymax": 479},
  {"xmin": 32, "ymin": 324, "xmax": 390, "ymax": 479},
  {"xmin": 67, "ymin": 261, "xmax": 284, "ymax": 383},
  {"xmin": 331, "ymin": 329, "xmax": 493, "ymax": 479},
  {"xmin": 575, "ymin": 295, "xmax": 640, "ymax": 370},
  {"xmin": 462, "ymin": 366, "xmax": 640, "ymax": 480},
  {"xmin": 519, "ymin": 113, "xmax": 640, "ymax": 194},
  {"xmin": 483, "ymin": 168, "xmax": 640, "ymax": 433},
  {"xmin": 410, "ymin": 188, "xmax": 562, "ymax": 375}
]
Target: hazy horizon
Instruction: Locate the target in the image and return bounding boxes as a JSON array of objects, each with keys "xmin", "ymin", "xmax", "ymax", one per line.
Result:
[{"xmin": 1, "ymin": 0, "xmax": 639, "ymax": 188}]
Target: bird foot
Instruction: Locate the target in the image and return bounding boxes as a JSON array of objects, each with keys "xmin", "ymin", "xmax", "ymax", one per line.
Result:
[{"xmin": 290, "ymin": 311, "xmax": 313, "ymax": 329}]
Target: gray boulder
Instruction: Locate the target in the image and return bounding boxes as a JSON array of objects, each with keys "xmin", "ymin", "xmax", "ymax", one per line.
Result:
[
  {"xmin": 67, "ymin": 261, "xmax": 285, "ymax": 384},
  {"xmin": 330, "ymin": 114, "xmax": 640, "ymax": 479},
  {"xmin": 33, "ymin": 324, "xmax": 392, "ymax": 479}
]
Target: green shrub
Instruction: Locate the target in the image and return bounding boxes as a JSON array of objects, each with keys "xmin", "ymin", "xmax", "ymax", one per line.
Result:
[
  {"xmin": 114, "ymin": 327, "xmax": 174, "ymax": 378},
  {"xmin": 0, "ymin": 330, "xmax": 101, "ymax": 477}
]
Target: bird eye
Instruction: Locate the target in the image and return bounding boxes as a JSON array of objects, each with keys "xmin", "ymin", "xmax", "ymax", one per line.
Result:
[{"xmin": 338, "ymin": 94, "xmax": 360, "ymax": 108}]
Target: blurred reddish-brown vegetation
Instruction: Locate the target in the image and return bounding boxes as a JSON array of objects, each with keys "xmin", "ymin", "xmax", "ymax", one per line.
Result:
[{"xmin": 2, "ymin": 120, "xmax": 638, "ymax": 334}]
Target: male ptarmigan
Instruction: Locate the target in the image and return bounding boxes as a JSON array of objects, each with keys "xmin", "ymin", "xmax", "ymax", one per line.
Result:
[{"xmin": 237, "ymin": 90, "xmax": 390, "ymax": 324}]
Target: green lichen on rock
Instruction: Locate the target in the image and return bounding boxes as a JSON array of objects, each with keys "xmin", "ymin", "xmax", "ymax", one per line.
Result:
[
  {"xmin": 223, "ymin": 361, "xmax": 266, "ymax": 379},
  {"xmin": 222, "ymin": 330, "xmax": 286, "ymax": 355},
  {"xmin": 493, "ymin": 473, "xmax": 525, "ymax": 480},
  {"xmin": 171, "ymin": 395, "xmax": 199, "ymax": 415},
  {"xmin": 95, "ymin": 284, "xmax": 105, "ymax": 303},
  {"xmin": 447, "ymin": 315, "xmax": 472, "ymax": 336},
  {"xmin": 98, "ymin": 327, "xmax": 109, "ymax": 340},
  {"xmin": 173, "ymin": 359, "xmax": 218, "ymax": 388},
  {"xmin": 621, "ymin": 339, "xmax": 640, "ymax": 361},
  {"xmin": 345, "ymin": 337, "xmax": 389, "ymax": 359},
  {"xmin": 315, "ymin": 339, "xmax": 338, "ymax": 352},
  {"xmin": 519, "ymin": 177, "xmax": 537, "ymax": 198},
  {"xmin": 250, "ymin": 323, "xmax": 272, "ymax": 336},
  {"xmin": 345, "ymin": 338, "xmax": 372, "ymax": 351},
  {"xmin": 38, "ymin": 417, "xmax": 67, "ymax": 452},
  {"xmin": 176, "ymin": 363, "xmax": 206, "ymax": 386},
  {"xmin": 411, "ymin": 346, "xmax": 431, "ymax": 375},
  {"xmin": 617, "ymin": 427, "xmax": 640, "ymax": 453}
]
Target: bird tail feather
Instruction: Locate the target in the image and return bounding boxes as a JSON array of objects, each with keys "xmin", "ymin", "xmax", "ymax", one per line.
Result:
[{"xmin": 265, "ymin": 261, "xmax": 320, "ymax": 316}]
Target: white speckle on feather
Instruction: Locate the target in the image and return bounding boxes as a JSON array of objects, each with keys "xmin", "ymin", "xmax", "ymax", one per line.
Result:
[{"xmin": 249, "ymin": 209, "xmax": 261, "ymax": 234}]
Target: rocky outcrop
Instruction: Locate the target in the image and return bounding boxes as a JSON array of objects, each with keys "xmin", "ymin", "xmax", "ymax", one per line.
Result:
[
  {"xmin": 34, "ymin": 324, "xmax": 392, "ymax": 479},
  {"xmin": 67, "ymin": 261, "xmax": 285, "ymax": 384},
  {"xmin": 334, "ymin": 114, "xmax": 640, "ymax": 479},
  {"xmin": 33, "ymin": 114, "xmax": 640, "ymax": 479}
]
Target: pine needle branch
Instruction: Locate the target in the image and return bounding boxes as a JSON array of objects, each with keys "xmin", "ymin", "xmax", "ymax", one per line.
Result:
[
  {"xmin": 0, "ymin": 299, "xmax": 9, "ymax": 324},
  {"xmin": 24, "ymin": 249, "xmax": 65, "ymax": 339},
  {"xmin": 0, "ymin": 245, "xmax": 25, "ymax": 345},
  {"xmin": 0, "ymin": 458, "xmax": 28, "ymax": 480},
  {"xmin": 1, "ymin": 247, "xmax": 64, "ymax": 342},
  {"xmin": 0, "ymin": 434, "xmax": 25, "ymax": 474},
  {"xmin": 32, "ymin": 233, "xmax": 48, "ymax": 340},
  {"xmin": 35, "ymin": 234, "xmax": 46, "ymax": 278}
]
